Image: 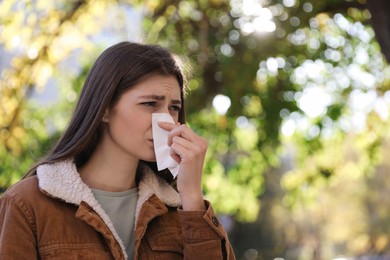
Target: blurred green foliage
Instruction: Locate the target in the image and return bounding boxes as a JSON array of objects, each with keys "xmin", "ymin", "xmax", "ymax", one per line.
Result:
[{"xmin": 2, "ymin": 0, "xmax": 390, "ymax": 259}]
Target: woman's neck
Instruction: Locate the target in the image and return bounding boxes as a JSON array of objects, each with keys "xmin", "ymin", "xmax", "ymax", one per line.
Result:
[{"xmin": 78, "ymin": 147, "xmax": 138, "ymax": 192}]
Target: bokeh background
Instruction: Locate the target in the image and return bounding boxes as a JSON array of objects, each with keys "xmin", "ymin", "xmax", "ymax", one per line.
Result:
[{"xmin": 1, "ymin": 0, "xmax": 390, "ymax": 259}]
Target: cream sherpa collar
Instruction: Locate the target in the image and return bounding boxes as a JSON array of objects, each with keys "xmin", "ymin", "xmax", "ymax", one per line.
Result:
[{"xmin": 36, "ymin": 159, "xmax": 181, "ymax": 260}]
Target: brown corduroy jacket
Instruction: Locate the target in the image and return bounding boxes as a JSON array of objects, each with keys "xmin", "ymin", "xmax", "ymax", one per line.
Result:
[{"xmin": 0, "ymin": 160, "xmax": 235, "ymax": 259}]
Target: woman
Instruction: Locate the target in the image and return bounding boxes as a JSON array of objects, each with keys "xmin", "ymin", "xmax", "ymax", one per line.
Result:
[{"xmin": 0, "ymin": 42, "xmax": 235, "ymax": 259}]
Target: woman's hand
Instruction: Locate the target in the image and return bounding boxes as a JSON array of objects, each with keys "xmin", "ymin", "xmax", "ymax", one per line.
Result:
[{"xmin": 157, "ymin": 122, "xmax": 207, "ymax": 211}]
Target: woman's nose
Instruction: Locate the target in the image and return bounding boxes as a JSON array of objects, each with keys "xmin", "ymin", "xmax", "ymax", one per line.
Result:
[{"xmin": 157, "ymin": 106, "xmax": 170, "ymax": 114}]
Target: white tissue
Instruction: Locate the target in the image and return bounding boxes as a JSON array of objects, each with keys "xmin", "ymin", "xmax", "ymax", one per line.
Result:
[{"xmin": 152, "ymin": 113, "xmax": 180, "ymax": 178}]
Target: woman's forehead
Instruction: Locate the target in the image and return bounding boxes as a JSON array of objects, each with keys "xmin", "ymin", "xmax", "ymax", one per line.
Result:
[
  {"xmin": 121, "ymin": 75, "xmax": 182, "ymax": 100},
  {"xmin": 134, "ymin": 75, "xmax": 180, "ymax": 91}
]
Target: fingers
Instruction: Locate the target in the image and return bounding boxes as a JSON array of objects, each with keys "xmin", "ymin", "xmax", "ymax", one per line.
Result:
[
  {"xmin": 157, "ymin": 121, "xmax": 207, "ymax": 162},
  {"xmin": 171, "ymin": 135, "xmax": 207, "ymax": 155},
  {"xmin": 157, "ymin": 121, "xmax": 176, "ymax": 131},
  {"xmin": 170, "ymin": 148, "xmax": 181, "ymax": 163},
  {"xmin": 157, "ymin": 122, "xmax": 176, "ymax": 146},
  {"xmin": 157, "ymin": 122, "xmax": 196, "ymax": 146},
  {"xmin": 157, "ymin": 122, "xmax": 207, "ymax": 210}
]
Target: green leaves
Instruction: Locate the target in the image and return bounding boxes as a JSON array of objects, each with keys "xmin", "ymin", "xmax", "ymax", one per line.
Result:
[{"xmin": 2, "ymin": 0, "xmax": 390, "ymax": 257}]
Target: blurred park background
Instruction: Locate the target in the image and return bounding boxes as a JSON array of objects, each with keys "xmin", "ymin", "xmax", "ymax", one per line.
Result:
[{"xmin": 1, "ymin": 0, "xmax": 390, "ymax": 259}]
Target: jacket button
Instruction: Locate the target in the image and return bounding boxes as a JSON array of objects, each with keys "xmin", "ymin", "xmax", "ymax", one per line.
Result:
[{"xmin": 212, "ymin": 216, "xmax": 219, "ymax": 227}]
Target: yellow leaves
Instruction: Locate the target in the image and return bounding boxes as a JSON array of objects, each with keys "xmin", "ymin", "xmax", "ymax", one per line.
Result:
[
  {"xmin": 8, "ymin": 56, "xmax": 53, "ymax": 91},
  {"xmin": 347, "ymin": 234, "xmax": 370, "ymax": 254},
  {"xmin": 3, "ymin": 96, "xmax": 19, "ymax": 116},
  {"xmin": 46, "ymin": 43, "xmax": 66, "ymax": 63},
  {"xmin": 0, "ymin": 0, "xmax": 127, "ymax": 161},
  {"xmin": 6, "ymin": 130, "xmax": 27, "ymax": 156},
  {"xmin": 166, "ymin": 5, "xmax": 177, "ymax": 16},
  {"xmin": 281, "ymin": 169, "xmax": 302, "ymax": 191},
  {"xmin": 338, "ymin": 161, "xmax": 363, "ymax": 180},
  {"xmin": 0, "ymin": 0, "xmax": 14, "ymax": 18},
  {"xmin": 0, "ymin": 121, "xmax": 27, "ymax": 157},
  {"xmin": 233, "ymin": 125, "xmax": 258, "ymax": 150},
  {"xmin": 39, "ymin": 11, "xmax": 61, "ymax": 35},
  {"xmin": 4, "ymin": 136, "xmax": 21, "ymax": 155},
  {"xmin": 204, "ymin": 165, "xmax": 260, "ymax": 222},
  {"xmin": 0, "ymin": 129, "xmax": 10, "ymax": 140},
  {"xmin": 188, "ymin": 78, "xmax": 200, "ymax": 91},
  {"xmin": 32, "ymin": 60, "xmax": 53, "ymax": 90},
  {"xmin": 27, "ymin": 47, "xmax": 39, "ymax": 59},
  {"xmin": 374, "ymin": 235, "xmax": 389, "ymax": 252},
  {"xmin": 143, "ymin": 0, "xmax": 160, "ymax": 12},
  {"xmin": 1, "ymin": 12, "xmax": 24, "ymax": 49},
  {"xmin": 11, "ymin": 56, "xmax": 25, "ymax": 68},
  {"xmin": 316, "ymin": 13, "xmax": 330, "ymax": 30},
  {"xmin": 204, "ymin": 163, "xmax": 224, "ymax": 190},
  {"xmin": 36, "ymin": 0, "xmax": 54, "ymax": 11},
  {"xmin": 58, "ymin": 22, "xmax": 90, "ymax": 50},
  {"xmin": 26, "ymin": 13, "xmax": 38, "ymax": 27},
  {"xmin": 76, "ymin": 11, "xmax": 102, "ymax": 34},
  {"xmin": 146, "ymin": 16, "xmax": 167, "ymax": 42},
  {"xmin": 178, "ymin": 1, "xmax": 194, "ymax": 18},
  {"xmin": 13, "ymin": 126, "xmax": 25, "ymax": 138},
  {"xmin": 243, "ymin": 95, "xmax": 262, "ymax": 117}
]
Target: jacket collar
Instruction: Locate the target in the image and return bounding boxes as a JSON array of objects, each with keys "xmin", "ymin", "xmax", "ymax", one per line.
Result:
[
  {"xmin": 36, "ymin": 159, "xmax": 181, "ymax": 259},
  {"xmin": 36, "ymin": 159, "xmax": 181, "ymax": 210}
]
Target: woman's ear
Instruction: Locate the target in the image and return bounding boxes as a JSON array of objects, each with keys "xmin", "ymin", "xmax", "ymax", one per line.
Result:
[{"xmin": 102, "ymin": 110, "xmax": 109, "ymax": 123}]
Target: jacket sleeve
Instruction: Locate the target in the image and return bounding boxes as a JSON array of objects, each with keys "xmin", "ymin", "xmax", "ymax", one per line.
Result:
[
  {"xmin": 0, "ymin": 189, "xmax": 38, "ymax": 259},
  {"xmin": 177, "ymin": 200, "xmax": 236, "ymax": 260}
]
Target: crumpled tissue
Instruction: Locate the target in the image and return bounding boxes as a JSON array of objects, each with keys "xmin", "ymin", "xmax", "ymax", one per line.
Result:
[{"xmin": 152, "ymin": 113, "xmax": 180, "ymax": 178}]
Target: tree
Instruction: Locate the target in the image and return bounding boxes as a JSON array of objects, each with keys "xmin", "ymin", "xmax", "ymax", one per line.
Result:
[
  {"xmin": 0, "ymin": 0, "xmax": 111, "ymax": 187},
  {"xmin": 2, "ymin": 0, "xmax": 390, "ymax": 258},
  {"xmin": 136, "ymin": 0, "xmax": 390, "ymax": 258}
]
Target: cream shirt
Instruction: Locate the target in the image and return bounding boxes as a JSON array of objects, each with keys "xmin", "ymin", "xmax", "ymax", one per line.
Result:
[{"xmin": 92, "ymin": 187, "xmax": 138, "ymax": 259}]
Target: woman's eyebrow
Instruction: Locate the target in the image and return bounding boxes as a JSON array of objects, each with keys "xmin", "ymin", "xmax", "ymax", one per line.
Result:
[
  {"xmin": 139, "ymin": 95, "xmax": 181, "ymax": 104},
  {"xmin": 171, "ymin": 99, "xmax": 182, "ymax": 105},
  {"xmin": 139, "ymin": 95, "xmax": 165, "ymax": 100}
]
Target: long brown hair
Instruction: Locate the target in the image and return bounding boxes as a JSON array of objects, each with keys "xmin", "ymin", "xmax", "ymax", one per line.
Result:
[{"xmin": 25, "ymin": 42, "xmax": 187, "ymax": 182}]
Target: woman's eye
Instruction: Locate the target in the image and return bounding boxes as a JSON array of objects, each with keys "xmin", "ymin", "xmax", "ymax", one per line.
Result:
[
  {"xmin": 141, "ymin": 102, "xmax": 156, "ymax": 107},
  {"xmin": 170, "ymin": 105, "xmax": 181, "ymax": 111}
]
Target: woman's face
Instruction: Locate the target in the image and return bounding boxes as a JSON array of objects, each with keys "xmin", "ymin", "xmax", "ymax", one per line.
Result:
[{"xmin": 101, "ymin": 74, "xmax": 182, "ymax": 162}]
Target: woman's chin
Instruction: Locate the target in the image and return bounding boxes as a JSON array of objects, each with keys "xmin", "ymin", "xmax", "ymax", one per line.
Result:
[{"xmin": 142, "ymin": 157, "xmax": 156, "ymax": 163}]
